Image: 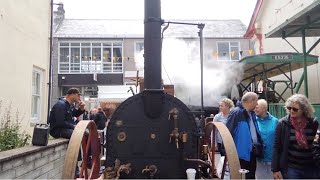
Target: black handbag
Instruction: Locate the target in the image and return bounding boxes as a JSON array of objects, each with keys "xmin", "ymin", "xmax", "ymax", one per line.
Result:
[
  {"xmin": 32, "ymin": 124, "xmax": 50, "ymax": 146},
  {"xmin": 253, "ymin": 143, "xmax": 264, "ymax": 158}
]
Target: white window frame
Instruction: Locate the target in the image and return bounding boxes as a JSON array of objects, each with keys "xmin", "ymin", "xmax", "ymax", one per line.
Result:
[
  {"xmin": 70, "ymin": 43, "xmax": 81, "ymax": 73},
  {"xmin": 31, "ymin": 67, "xmax": 43, "ymax": 123},
  {"xmin": 134, "ymin": 41, "xmax": 144, "ymax": 57},
  {"xmin": 58, "ymin": 42, "xmax": 70, "ymax": 73},
  {"xmin": 216, "ymin": 41, "xmax": 241, "ymax": 61},
  {"xmin": 112, "ymin": 43, "xmax": 124, "ymax": 73},
  {"xmin": 58, "ymin": 41, "xmax": 124, "ymax": 74}
]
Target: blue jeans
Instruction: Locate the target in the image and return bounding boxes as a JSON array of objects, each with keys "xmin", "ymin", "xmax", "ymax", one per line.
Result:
[{"xmin": 282, "ymin": 166, "xmax": 320, "ymax": 179}]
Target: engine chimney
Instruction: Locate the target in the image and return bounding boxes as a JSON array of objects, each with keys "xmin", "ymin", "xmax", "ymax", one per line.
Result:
[{"xmin": 144, "ymin": 0, "xmax": 162, "ymax": 90}]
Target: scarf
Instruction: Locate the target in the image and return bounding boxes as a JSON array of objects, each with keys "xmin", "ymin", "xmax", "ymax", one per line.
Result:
[{"xmin": 290, "ymin": 117, "xmax": 309, "ymax": 149}]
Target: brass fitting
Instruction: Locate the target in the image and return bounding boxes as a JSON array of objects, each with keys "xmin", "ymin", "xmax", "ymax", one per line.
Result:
[
  {"xmin": 181, "ymin": 132, "xmax": 188, "ymax": 143},
  {"xmin": 142, "ymin": 165, "xmax": 158, "ymax": 178},
  {"xmin": 203, "ymin": 145, "xmax": 209, "ymax": 155}
]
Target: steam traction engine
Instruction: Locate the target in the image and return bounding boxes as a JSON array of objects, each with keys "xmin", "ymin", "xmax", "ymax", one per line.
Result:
[{"xmin": 62, "ymin": 0, "xmax": 241, "ymax": 179}]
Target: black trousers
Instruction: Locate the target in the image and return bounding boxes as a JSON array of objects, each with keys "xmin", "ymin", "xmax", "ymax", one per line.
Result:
[
  {"xmin": 217, "ymin": 143, "xmax": 226, "ymax": 156},
  {"xmin": 50, "ymin": 128, "xmax": 73, "ymax": 139},
  {"xmin": 239, "ymin": 152, "xmax": 257, "ymax": 179}
]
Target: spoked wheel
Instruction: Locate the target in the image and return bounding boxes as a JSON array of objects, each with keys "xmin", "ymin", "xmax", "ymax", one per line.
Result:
[
  {"xmin": 204, "ymin": 122, "xmax": 241, "ymax": 179},
  {"xmin": 62, "ymin": 121, "xmax": 101, "ymax": 179}
]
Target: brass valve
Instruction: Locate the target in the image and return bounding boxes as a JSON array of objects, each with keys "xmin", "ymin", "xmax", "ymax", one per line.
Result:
[
  {"xmin": 169, "ymin": 128, "xmax": 180, "ymax": 148},
  {"xmin": 104, "ymin": 159, "xmax": 132, "ymax": 179},
  {"xmin": 168, "ymin": 108, "xmax": 188, "ymax": 149},
  {"xmin": 142, "ymin": 165, "xmax": 158, "ymax": 178},
  {"xmin": 169, "ymin": 129, "xmax": 188, "ymax": 149}
]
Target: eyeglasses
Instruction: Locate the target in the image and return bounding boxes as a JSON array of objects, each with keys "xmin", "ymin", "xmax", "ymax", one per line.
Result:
[{"xmin": 286, "ymin": 107, "xmax": 300, "ymax": 112}]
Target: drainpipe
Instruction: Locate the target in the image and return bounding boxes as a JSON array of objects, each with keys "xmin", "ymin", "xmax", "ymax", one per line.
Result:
[
  {"xmin": 244, "ymin": 28, "xmax": 263, "ymax": 55},
  {"xmin": 47, "ymin": 0, "xmax": 54, "ymax": 123},
  {"xmin": 255, "ymin": 33, "xmax": 263, "ymax": 54}
]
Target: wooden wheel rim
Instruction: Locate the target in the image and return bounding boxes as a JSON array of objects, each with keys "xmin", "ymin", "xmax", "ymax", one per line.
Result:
[
  {"xmin": 204, "ymin": 122, "xmax": 241, "ymax": 179},
  {"xmin": 62, "ymin": 121, "xmax": 101, "ymax": 179}
]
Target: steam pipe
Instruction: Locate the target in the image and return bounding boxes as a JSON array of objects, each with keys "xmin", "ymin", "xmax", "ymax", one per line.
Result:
[
  {"xmin": 184, "ymin": 158, "xmax": 210, "ymax": 167},
  {"xmin": 144, "ymin": 0, "xmax": 162, "ymax": 89},
  {"xmin": 198, "ymin": 24, "xmax": 205, "ymax": 123},
  {"xmin": 164, "ymin": 21, "xmax": 202, "ymax": 26},
  {"xmin": 162, "ymin": 20, "xmax": 205, "ymax": 117}
]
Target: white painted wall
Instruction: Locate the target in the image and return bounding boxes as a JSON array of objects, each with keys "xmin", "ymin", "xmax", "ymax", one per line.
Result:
[
  {"xmin": 251, "ymin": 0, "xmax": 320, "ymax": 103},
  {"xmin": 0, "ymin": 0, "xmax": 51, "ymax": 133}
]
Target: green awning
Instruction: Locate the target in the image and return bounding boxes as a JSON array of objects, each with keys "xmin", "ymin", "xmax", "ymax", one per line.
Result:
[
  {"xmin": 240, "ymin": 52, "xmax": 318, "ymax": 82},
  {"xmin": 266, "ymin": 1, "xmax": 320, "ymax": 38}
]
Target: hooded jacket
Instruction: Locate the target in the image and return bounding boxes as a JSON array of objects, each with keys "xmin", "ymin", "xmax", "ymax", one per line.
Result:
[{"xmin": 226, "ymin": 102, "xmax": 263, "ymax": 161}]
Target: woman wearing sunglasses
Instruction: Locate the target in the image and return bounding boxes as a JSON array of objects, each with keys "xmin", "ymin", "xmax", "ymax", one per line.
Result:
[{"xmin": 272, "ymin": 94, "xmax": 319, "ymax": 179}]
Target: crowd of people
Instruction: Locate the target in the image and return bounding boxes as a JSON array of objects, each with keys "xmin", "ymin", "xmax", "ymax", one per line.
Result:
[
  {"xmin": 214, "ymin": 92, "xmax": 320, "ymax": 179},
  {"xmin": 48, "ymin": 87, "xmax": 320, "ymax": 179},
  {"xmin": 48, "ymin": 87, "xmax": 113, "ymax": 177},
  {"xmin": 49, "ymin": 88, "xmax": 113, "ymax": 137}
]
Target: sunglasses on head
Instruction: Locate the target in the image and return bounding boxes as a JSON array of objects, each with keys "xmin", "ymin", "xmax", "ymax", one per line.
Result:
[{"xmin": 286, "ymin": 107, "xmax": 300, "ymax": 112}]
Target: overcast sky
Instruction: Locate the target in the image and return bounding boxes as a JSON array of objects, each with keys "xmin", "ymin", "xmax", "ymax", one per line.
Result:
[{"xmin": 54, "ymin": 0, "xmax": 256, "ymax": 26}]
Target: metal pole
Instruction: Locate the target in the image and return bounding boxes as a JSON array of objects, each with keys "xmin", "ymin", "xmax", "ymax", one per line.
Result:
[
  {"xmin": 295, "ymin": 72, "xmax": 304, "ymax": 93},
  {"xmin": 239, "ymin": 169, "xmax": 249, "ymax": 179},
  {"xmin": 289, "ymin": 63, "xmax": 294, "ymax": 94},
  {"xmin": 302, "ymin": 29, "xmax": 308, "ymax": 97},
  {"xmin": 198, "ymin": 24, "xmax": 205, "ymax": 121},
  {"xmin": 262, "ymin": 64, "xmax": 268, "ymax": 102},
  {"xmin": 283, "ymin": 38, "xmax": 300, "ymax": 53}
]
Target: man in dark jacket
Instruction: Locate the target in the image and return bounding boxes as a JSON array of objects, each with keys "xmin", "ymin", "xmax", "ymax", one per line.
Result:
[
  {"xmin": 49, "ymin": 88, "xmax": 85, "ymax": 139},
  {"xmin": 103, "ymin": 107, "xmax": 112, "ymax": 127},
  {"xmin": 94, "ymin": 107, "xmax": 107, "ymax": 130},
  {"xmin": 49, "ymin": 88, "xmax": 85, "ymax": 177},
  {"xmin": 226, "ymin": 92, "xmax": 262, "ymax": 179}
]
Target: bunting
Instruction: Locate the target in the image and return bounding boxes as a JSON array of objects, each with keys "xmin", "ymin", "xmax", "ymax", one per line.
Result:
[
  {"xmin": 231, "ymin": 51, "xmax": 235, "ymax": 57},
  {"xmin": 214, "ymin": 51, "xmax": 219, "ymax": 58},
  {"xmin": 212, "ymin": 49, "xmax": 255, "ymax": 58}
]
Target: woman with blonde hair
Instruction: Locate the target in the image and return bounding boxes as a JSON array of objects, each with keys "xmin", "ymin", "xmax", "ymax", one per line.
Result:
[
  {"xmin": 213, "ymin": 98, "xmax": 234, "ymax": 156},
  {"xmin": 272, "ymin": 94, "xmax": 319, "ymax": 179}
]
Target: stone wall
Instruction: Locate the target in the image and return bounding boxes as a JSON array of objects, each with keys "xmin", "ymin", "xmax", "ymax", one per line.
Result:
[{"xmin": 0, "ymin": 139, "xmax": 69, "ymax": 179}]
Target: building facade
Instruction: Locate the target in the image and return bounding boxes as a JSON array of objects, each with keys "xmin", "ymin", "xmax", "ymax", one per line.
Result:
[
  {"xmin": 52, "ymin": 5, "xmax": 253, "ymax": 107},
  {"xmin": 245, "ymin": 0, "xmax": 320, "ymax": 102},
  {"xmin": 0, "ymin": 0, "xmax": 51, "ymax": 133}
]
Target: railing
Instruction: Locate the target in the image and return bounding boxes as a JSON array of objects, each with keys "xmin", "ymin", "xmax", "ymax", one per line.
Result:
[
  {"xmin": 269, "ymin": 103, "xmax": 320, "ymax": 122},
  {"xmin": 59, "ymin": 62, "xmax": 123, "ymax": 73}
]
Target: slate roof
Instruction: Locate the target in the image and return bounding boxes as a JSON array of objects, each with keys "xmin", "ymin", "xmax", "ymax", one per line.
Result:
[{"xmin": 54, "ymin": 19, "xmax": 247, "ymax": 38}]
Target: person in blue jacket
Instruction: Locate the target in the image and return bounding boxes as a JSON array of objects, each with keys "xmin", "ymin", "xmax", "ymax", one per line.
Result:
[
  {"xmin": 255, "ymin": 99, "xmax": 278, "ymax": 179},
  {"xmin": 226, "ymin": 92, "xmax": 263, "ymax": 179}
]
